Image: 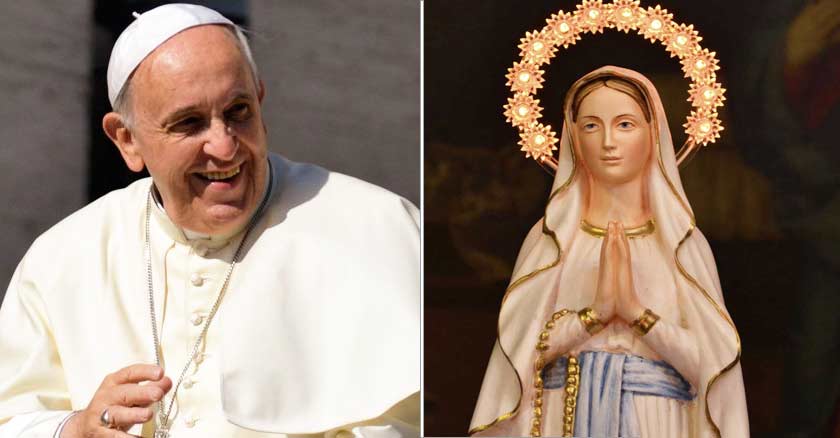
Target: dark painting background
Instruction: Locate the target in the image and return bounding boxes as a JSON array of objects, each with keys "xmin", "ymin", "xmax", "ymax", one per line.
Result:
[{"xmin": 424, "ymin": 1, "xmax": 840, "ymax": 437}]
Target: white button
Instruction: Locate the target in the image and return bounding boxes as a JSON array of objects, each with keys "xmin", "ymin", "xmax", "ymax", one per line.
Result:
[
  {"xmin": 190, "ymin": 313, "xmax": 204, "ymax": 326},
  {"xmin": 190, "ymin": 273, "xmax": 204, "ymax": 287},
  {"xmin": 184, "ymin": 415, "xmax": 197, "ymax": 428}
]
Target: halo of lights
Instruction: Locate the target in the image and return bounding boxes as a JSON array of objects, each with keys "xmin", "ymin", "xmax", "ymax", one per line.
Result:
[{"xmin": 506, "ymin": 0, "xmax": 725, "ymax": 165}]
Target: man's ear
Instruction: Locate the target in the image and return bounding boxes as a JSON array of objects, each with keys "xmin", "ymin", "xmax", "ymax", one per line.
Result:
[
  {"xmin": 258, "ymin": 79, "xmax": 266, "ymax": 103},
  {"xmin": 103, "ymin": 112, "xmax": 145, "ymax": 173}
]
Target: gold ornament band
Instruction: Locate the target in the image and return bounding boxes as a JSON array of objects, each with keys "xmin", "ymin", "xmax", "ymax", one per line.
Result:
[
  {"xmin": 563, "ymin": 355, "xmax": 580, "ymax": 437},
  {"xmin": 631, "ymin": 308, "xmax": 661, "ymax": 335},
  {"xmin": 531, "ymin": 309, "xmax": 573, "ymax": 437},
  {"xmin": 577, "ymin": 307, "xmax": 605, "ymax": 335},
  {"xmin": 505, "ymin": 0, "xmax": 726, "ymax": 169}
]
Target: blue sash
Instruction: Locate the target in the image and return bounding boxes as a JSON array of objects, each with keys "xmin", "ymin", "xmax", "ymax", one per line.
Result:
[{"xmin": 541, "ymin": 351, "xmax": 694, "ymax": 437}]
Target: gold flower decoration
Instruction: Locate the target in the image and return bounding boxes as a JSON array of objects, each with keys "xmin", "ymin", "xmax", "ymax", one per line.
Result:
[
  {"xmin": 665, "ymin": 23, "xmax": 702, "ymax": 58},
  {"xmin": 506, "ymin": 61, "xmax": 545, "ymax": 94},
  {"xmin": 684, "ymin": 109, "xmax": 723, "ymax": 145},
  {"xmin": 688, "ymin": 80, "xmax": 726, "ymax": 109},
  {"xmin": 519, "ymin": 124, "xmax": 559, "ymax": 160},
  {"xmin": 609, "ymin": 0, "xmax": 643, "ymax": 33},
  {"xmin": 638, "ymin": 5, "xmax": 673, "ymax": 42},
  {"xmin": 576, "ymin": 0, "xmax": 611, "ymax": 34},
  {"xmin": 680, "ymin": 48, "xmax": 720, "ymax": 82},
  {"xmin": 504, "ymin": 93, "xmax": 543, "ymax": 129},
  {"xmin": 545, "ymin": 11, "xmax": 581, "ymax": 48},
  {"xmin": 519, "ymin": 31, "xmax": 557, "ymax": 66}
]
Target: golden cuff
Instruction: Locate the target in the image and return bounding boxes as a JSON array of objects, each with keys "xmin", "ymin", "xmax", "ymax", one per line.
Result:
[
  {"xmin": 631, "ymin": 308, "xmax": 660, "ymax": 336},
  {"xmin": 577, "ymin": 307, "xmax": 605, "ymax": 335}
]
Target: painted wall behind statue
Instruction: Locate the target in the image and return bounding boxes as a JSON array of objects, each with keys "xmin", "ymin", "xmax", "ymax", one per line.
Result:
[{"xmin": 0, "ymin": 0, "xmax": 420, "ymax": 301}]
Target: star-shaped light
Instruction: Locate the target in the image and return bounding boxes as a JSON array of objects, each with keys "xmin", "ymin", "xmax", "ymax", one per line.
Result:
[
  {"xmin": 575, "ymin": 0, "xmax": 610, "ymax": 34},
  {"xmin": 681, "ymin": 48, "xmax": 720, "ymax": 82},
  {"xmin": 518, "ymin": 31, "xmax": 557, "ymax": 66},
  {"xmin": 504, "ymin": 93, "xmax": 543, "ymax": 129},
  {"xmin": 684, "ymin": 109, "xmax": 723, "ymax": 145},
  {"xmin": 688, "ymin": 80, "xmax": 726, "ymax": 109},
  {"xmin": 506, "ymin": 61, "xmax": 545, "ymax": 94},
  {"xmin": 665, "ymin": 23, "xmax": 702, "ymax": 58},
  {"xmin": 609, "ymin": 0, "xmax": 643, "ymax": 33},
  {"xmin": 545, "ymin": 11, "xmax": 581, "ymax": 48},
  {"xmin": 519, "ymin": 124, "xmax": 558, "ymax": 160},
  {"xmin": 638, "ymin": 5, "xmax": 673, "ymax": 43}
]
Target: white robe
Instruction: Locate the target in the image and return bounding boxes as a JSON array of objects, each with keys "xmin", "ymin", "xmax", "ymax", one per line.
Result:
[{"xmin": 0, "ymin": 153, "xmax": 420, "ymax": 437}]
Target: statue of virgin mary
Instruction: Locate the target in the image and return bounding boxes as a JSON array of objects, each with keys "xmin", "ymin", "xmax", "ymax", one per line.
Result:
[{"xmin": 470, "ymin": 66, "xmax": 749, "ymax": 437}]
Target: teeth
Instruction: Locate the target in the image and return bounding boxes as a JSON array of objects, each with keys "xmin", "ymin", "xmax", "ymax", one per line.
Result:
[{"xmin": 201, "ymin": 166, "xmax": 240, "ymax": 181}]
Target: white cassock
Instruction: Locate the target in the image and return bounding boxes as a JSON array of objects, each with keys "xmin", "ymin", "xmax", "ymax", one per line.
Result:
[{"xmin": 0, "ymin": 153, "xmax": 420, "ymax": 437}]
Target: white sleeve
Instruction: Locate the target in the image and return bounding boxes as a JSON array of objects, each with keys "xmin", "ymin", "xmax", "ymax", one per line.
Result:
[
  {"xmin": 545, "ymin": 312, "xmax": 590, "ymax": 360},
  {"xmin": 639, "ymin": 317, "xmax": 701, "ymax": 389},
  {"xmin": 0, "ymin": 255, "xmax": 73, "ymax": 438}
]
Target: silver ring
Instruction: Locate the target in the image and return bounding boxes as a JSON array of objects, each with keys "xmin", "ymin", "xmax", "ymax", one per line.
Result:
[{"xmin": 99, "ymin": 407, "xmax": 115, "ymax": 428}]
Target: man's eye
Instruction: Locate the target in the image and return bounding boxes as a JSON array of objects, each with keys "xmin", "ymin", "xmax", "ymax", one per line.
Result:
[
  {"xmin": 171, "ymin": 116, "xmax": 205, "ymax": 133},
  {"xmin": 226, "ymin": 103, "xmax": 252, "ymax": 122}
]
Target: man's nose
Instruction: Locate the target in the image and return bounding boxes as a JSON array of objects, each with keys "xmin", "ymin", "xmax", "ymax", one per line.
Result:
[{"xmin": 203, "ymin": 119, "xmax": 238, "ymax": 160}]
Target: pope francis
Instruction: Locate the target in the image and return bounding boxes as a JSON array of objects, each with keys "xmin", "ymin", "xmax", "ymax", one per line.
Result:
[{"xmin": 0, "ymin": 4, "xmax": 419, "ymax": 438}]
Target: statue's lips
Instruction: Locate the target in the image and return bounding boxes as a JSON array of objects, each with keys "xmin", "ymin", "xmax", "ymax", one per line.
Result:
[{"xmin": 600, "ymin": 156, "xmax": 622, "ymax": 165}]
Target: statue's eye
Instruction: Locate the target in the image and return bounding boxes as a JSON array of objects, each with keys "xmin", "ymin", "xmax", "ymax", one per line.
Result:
[
  {"xmin": 583, "ymin": 122, "xmax": 598, "ymax": 131},
  {"xmin": 618, "ymin": 121, "xmax": 635, "ymax": 129}
]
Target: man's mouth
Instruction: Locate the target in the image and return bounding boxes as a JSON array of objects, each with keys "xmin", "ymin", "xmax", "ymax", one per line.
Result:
[{"xmin": 196, "ymin": 165, "xmax": 241, "ymax": 182}]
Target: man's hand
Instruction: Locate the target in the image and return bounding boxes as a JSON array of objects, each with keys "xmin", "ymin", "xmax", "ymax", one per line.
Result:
[{"xmin": 62, "ymin": 364, "xmax": 172, "ymax": 438}]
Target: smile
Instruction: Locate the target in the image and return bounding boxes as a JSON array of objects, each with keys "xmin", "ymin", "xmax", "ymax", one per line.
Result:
[{"xmin": 198, "ymin": 166, "xmax": 241, "ymax": 181}]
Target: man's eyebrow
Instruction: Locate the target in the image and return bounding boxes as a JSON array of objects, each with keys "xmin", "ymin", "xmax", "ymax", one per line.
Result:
[
  {"xmin": 161, "ymin": 105, "xmax": 202, "ymax": 126},
  {"xmin": 160, "ymin": 92, "xmax": 254, "ymax": 126}
]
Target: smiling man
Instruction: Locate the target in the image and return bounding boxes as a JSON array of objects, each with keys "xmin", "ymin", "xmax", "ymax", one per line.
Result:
[{"xmin": 0, "ymin": 4, "xmax": 418, "ymax": 438}]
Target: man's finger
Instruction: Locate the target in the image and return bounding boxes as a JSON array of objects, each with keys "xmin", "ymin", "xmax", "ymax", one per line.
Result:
[
  {"xmin": 108, "ymin": 364, "xmax": 164, "ymax": 385},
  {"xmin": 105, "ymin": 405, "xmax": 154, "ymax": 430},
  {"xmin": 107, "ymin": 383, "xmax": 166, "ymax": 407},
  {"xmin": 145, "ymin": 376, "xmax": 173, "ymax": 395}
]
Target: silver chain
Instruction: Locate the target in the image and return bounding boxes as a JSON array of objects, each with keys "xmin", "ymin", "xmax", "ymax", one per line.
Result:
[{"xmin": 144, "ymin": 165, "xmax": 272, "ymax": 436}]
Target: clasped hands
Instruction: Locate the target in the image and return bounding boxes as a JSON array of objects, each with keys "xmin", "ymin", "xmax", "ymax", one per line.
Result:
[{"xmin": 590, "ymin": 221, "xmax": 645, "ymax": 327}]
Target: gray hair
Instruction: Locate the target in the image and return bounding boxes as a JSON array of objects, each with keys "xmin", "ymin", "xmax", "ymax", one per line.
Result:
[{"xmin": 113, "ymin": 24, "xmax": 259, "ymax": 128}]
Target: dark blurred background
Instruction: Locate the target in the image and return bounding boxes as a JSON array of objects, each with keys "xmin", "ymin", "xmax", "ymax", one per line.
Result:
[
  {"xmin": 425, "ymin": 1, "xmax": 840, "ymax": 437},
  {"xmin": 0, "ymin": 0, "xmax": 419, "ymax": 297}
]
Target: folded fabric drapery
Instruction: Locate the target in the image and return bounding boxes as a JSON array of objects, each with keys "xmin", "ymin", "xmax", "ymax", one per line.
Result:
[{"xmin": 541, "ymin": 351, "xmax": 694, "ymax": 437}]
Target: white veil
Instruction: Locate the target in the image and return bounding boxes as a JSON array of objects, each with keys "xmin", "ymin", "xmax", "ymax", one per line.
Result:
[{"xmin": 470, "ymin": 66, "xmax": 749, "ymax": 437}]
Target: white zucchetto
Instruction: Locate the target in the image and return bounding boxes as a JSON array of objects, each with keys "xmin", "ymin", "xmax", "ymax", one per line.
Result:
[{"xmin": 106, "ymin": 3, "xmax": 233, "ymax": 107}]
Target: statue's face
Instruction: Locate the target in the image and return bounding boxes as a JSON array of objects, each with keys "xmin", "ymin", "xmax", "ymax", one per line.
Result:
[{"xmin": 574, "ymin": 86, "xmax": 652, "ymax": 187}]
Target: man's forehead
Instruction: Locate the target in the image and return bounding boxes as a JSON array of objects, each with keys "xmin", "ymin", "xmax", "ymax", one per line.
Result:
[
  {"xmin": 130, "ymin": 28, "xmax": 255, "ymax": 120},
  {"xmin": 106, "ymin": 3, "xmax": 234, "ymax": 107}
]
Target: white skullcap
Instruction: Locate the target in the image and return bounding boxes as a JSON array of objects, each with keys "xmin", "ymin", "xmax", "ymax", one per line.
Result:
[{"xmin": 106, "ymin": 3, "xmax": 234, "ymax": 107}]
